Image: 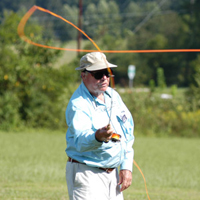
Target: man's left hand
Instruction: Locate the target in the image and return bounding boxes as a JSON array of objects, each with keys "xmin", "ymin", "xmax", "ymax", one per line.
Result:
[{"xmin": 118, "ymin": 170, "xmax": 132, "ymax": 192}]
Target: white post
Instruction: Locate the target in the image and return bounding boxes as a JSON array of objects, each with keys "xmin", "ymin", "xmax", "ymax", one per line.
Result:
[{"xmin": 128, "ymin": 65, "xmax": 136, "ymax": 88}]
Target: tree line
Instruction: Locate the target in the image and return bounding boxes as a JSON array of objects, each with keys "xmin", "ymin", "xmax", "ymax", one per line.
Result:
[{"xmin": 1, "ymin": 0, "xmax": 199, "ymax": 86}]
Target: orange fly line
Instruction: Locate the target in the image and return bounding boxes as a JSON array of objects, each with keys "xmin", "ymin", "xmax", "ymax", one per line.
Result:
[
  {"xmin": 18, "ymin": 5, "xmax": 200, "ymax": 55},
  {"xmin": 17, "ymin": 5, "xmax": 115, "ymax": 88}
]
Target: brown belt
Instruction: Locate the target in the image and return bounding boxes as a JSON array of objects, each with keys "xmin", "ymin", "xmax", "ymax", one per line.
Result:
[{"xmin": 68, "ymin": 157, "xmax": 115, "ymax": 173}]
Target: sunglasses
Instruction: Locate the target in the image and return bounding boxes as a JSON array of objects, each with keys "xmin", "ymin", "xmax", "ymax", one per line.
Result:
[{"xmin": 85, "ymin": 69, "xmax": 114, "ymax": 80}]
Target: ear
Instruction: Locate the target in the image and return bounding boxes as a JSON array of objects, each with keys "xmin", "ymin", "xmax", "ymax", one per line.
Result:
[{"xmin": 81, "ymin": 72, "xmax": 86, "ymax": 79}]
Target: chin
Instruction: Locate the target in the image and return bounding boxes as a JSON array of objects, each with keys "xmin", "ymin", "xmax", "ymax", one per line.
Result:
[{"xmin": 99, "ymin": 85, "xmax": 108, "ymax": 91}]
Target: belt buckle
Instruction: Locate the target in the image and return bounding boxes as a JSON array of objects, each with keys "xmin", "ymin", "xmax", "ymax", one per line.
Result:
[
  {"xmin": 105, "ymin": 168, "xmax": 114, "ymax": 173},
  {"xmin": 106, "ymin": 168, "xmax": 110, "ymax": 173}
]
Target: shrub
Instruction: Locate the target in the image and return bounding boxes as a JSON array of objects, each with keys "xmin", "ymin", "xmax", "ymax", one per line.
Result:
[
  {"xmin": 157, "ymin": 67, "xmax": 166, "ymax": 90},
  {"xmin": 0, "ymin": 92, "xmax": 22, "ymax": 130},
  {"xmin": 120, "ymin": 89, "xmax": 200, "ymax": 137},
  {"xmin": 186, "ymin": 55, "xmax": 200, "ymax": 110},
  {"xmin": 0, "ymin": 11, "xmax": 79, "ymax": 131}
]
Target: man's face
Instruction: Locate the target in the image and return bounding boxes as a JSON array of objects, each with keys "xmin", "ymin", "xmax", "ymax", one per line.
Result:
[{"xmin": 82, "ymin": 69, "xmax": 110, "ymax": 96}]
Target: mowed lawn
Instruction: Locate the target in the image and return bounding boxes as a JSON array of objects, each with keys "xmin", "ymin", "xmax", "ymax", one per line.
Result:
[{"xmin": 0, "ymin": 130, "xmax": 199, "ymax": 200}]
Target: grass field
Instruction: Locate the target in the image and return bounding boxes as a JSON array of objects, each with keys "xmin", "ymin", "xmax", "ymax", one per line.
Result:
[{"xmin": 0, "ymin": 130, "xmax": 199, "ymax": 200}]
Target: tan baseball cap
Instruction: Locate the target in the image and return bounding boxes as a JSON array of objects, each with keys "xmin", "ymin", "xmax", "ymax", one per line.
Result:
[{"xmin": 75, "ymin": 52, "xmax": 117, "ymax": 71}]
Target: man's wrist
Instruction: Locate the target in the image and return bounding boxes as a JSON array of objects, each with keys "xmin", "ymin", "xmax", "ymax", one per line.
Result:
[{"xmin": 95, "ymin": 131, "xmax": 103, "ymax": 143}]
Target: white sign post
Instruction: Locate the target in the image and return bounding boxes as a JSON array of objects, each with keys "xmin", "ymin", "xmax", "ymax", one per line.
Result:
[{"xmin": 128, "ymin": 65, "xmax": 136, "ymax": 88}]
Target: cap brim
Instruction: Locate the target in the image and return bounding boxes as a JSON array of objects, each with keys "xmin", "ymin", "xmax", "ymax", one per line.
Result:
[{"xmin": 75, "ymin": 61, "xmax": 117, "ymax": 71}]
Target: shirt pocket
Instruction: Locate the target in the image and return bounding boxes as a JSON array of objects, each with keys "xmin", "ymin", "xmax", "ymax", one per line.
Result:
[{"xmin": 116, "ymin": 110, "xmax": 133, "ymax": 142}]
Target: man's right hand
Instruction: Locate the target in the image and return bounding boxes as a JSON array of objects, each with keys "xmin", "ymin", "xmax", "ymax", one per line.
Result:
[{"xmin": 95, "ymin": 125, "xmax": 114, "ymax": 142}]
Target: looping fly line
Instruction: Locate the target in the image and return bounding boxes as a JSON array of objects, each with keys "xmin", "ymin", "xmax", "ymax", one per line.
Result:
[
  {"xmin": 18, "ymin": 5, "xmax": 115, "ymax": 88},
  {"xmin": 18, "ymin": 5, "xmax": 200, "ymax": 54}
]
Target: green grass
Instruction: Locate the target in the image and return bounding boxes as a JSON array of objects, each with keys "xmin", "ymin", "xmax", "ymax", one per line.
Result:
[
  {"xmin": 0, "ymin": 130, "xmax": 200, "ymax": 200},
  {"xmin": 125, "ymin": 137, "xmax": 200, "ymax": 200},
  {"xmin": 0, "ymin": 129, "xmax": 68, "ymax": 200}
]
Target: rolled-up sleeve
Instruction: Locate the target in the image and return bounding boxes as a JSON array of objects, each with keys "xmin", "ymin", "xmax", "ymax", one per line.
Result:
[
  {"xmin": 117, "ymin": 95, "xmax": 134, "ymax": 172},
  {"xmin": 66, "ymin": 104, "xmax": 102, "ymax": 153}
]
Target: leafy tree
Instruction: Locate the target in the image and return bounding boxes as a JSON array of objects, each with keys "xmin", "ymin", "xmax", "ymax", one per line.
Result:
[
  {"xmin": 0, "ymin": 0, "xmax": 35, "ymax": 15},
  {"xmin": 179, "ymin": 0, "xmax": 200, "ymax": 86},
  {"xmin": 83, "ymin": 3, "xmax": 98, "ymax": 38},
  {"xmin": 107, "ymin": 1, "xmax": 121, "ymax": 37},
  {"xmin": 157, "ymin": 67, "xmax": 166, "ymax": 89},
  {"xmin": 186, "ymin": 54, "xmax": 200, "ymax": 110},
  {"xmin": 83, "ymin": 0, "xmax": 121, "ymax": 39},
  {"xmin": 122, "ymin": 2, "xmax": 141, "ymax": 35},
  {"xmin": 149, "ymin": 79, "xmax": 156, "ymax": 95},
  {"xmin": 96, "ymin": 0, "xmax": 110, "ymax": 36},
  {"xmin": 56, "ymin": 4, "xmax": 78, "ymax": 41},
  {"xmin": 0, "ymin": 11, "xmax": 77, "ymax": 130},
  {"xmin": 0, "ymin": 11, "xmax": 24, "ymax": 129}
]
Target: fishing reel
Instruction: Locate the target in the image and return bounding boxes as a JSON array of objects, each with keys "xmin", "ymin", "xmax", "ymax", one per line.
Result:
[
  {"xmin": 104, "ymin": 124, "xmax": 121, "ymax": 143},
  {"xmin": 111, "ymin": 133, "xmax": 121, "ymax": 142}
]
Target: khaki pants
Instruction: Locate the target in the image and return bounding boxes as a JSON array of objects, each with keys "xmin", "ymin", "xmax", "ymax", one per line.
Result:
[{"xmin": 66, "ymin": 162, "xmax": 124, "ymax": 200}]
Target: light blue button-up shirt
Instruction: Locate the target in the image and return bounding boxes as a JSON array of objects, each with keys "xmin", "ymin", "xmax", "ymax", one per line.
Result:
[{"xmin": 65, "ymin": 82, "xmax": 134, "ymax": 171}]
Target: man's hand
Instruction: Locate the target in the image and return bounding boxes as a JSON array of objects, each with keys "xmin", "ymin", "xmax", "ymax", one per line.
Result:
[
  {"xmin": 95, "ymin": 125, "xmax": 114, "ymax": 142},
  {"xmin": 118, "ymin": 170, "xmax": 132, "ymax": 192}
]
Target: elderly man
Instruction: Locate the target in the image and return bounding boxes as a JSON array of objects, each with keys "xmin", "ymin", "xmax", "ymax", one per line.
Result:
[{"xmin": 65, "ymin": 52, "xmax": 134, "ymax": 200}]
